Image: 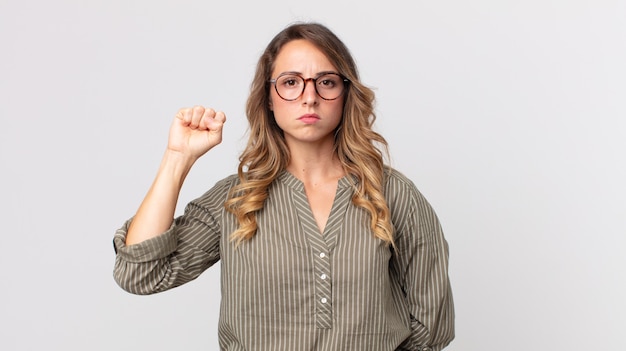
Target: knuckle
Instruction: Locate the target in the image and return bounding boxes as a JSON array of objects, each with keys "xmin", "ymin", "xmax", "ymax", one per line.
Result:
[{"xmin": 177, "ymin": 108, "xmax": 189, "ymax": 117}]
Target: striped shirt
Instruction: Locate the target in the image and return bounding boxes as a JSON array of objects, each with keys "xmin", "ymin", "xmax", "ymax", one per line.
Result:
[{"xmin": 113, "ymin": 168, "xmax": 454, "ymax": 351}]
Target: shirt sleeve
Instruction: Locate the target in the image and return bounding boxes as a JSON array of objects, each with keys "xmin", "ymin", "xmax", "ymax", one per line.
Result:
[
  {"xmin": 391, "ymin": 179, "xmax": 455, "ymax": 351},
  {"xmin": 112, "ymin": 178, "xmax": 232, "ymax": 295}
]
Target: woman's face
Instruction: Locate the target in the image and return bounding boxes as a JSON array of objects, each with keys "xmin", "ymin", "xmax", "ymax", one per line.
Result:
[{"xmin": 269, "ymin": 39, "xmax": 345, "ymax": 148}]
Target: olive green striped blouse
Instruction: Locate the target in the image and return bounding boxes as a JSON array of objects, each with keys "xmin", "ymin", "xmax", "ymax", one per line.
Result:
[{"xmin": 113, "ymin": 168, "xmax": 454, "ymax": 351}]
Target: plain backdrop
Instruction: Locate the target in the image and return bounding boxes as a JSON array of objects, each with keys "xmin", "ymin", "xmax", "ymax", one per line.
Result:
[{"xmin": 1, "ymin": 0, "xmax": 624, "ymax": 350}]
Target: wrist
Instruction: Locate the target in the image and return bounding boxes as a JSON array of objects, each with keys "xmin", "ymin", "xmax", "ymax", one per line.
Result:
[{"xmin": 158, "ymin": 149, "xmax": 197, "ymax": 185}]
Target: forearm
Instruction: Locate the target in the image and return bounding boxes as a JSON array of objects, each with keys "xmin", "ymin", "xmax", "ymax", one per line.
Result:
[{"xmin": 126, "ymin": 150, "xmax": 196, "ymax": 245}]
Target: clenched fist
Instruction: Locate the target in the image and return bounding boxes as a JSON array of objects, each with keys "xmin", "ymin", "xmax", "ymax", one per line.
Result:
[{"xmin": 168, "ymin": 105, "xmax": 226, "ymax": 160}]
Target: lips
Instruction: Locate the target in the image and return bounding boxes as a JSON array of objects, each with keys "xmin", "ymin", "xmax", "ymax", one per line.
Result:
[{"xmin": 298, "ymin": 114, "xmax": 320, "ymax": 124}]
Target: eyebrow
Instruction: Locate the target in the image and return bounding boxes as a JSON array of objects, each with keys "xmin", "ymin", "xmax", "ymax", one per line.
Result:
[{"xmin": 276, "ymin": 70, "xmax": 340, "ymax": 78}]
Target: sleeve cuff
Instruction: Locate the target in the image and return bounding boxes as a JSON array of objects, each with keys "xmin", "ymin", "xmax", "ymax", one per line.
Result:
[{"xmin": 112, "ymin": 218, "xmax": 178, "ymax": 263}]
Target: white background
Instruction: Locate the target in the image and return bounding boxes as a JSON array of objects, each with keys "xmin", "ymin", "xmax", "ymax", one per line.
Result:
[{"xmin": 1, "ymin": 0, "xmax": 624, "ymax": 350}]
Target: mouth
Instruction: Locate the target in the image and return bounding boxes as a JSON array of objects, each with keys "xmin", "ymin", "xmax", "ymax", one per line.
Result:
[{"xmin": 298, "ymin": 114, "xmax": 320, "ymax": 124}]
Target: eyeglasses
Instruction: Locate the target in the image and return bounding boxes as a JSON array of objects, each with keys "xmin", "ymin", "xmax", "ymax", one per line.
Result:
[{"xmin": 269, "ymin": 72, "xmax": 349, "ymax": 101}]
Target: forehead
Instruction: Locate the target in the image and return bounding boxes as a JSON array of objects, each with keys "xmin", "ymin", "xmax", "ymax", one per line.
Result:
[{"xmin": 272, "ymin": 39, "xmax": 337, "ymax": 75}]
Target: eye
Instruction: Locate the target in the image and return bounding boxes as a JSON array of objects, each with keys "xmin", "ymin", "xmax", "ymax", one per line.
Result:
[
  {"xmin": 318, "ymin": 75, "xmax": 340, "ymax": 88},
  {"xmin": 278, "ymin": 75, "xmax": 301, "ymax": 88}
]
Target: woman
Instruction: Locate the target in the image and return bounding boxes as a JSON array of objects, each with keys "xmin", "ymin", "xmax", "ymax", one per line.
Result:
[{"xmin": 113, "ymin": 22, "xmax": 454, "ymax": 350}]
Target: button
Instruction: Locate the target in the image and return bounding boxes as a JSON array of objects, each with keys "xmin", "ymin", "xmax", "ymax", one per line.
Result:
[
  {"xmin": 321, "ymin": 298, "xmax": 328, "ymax": 303},
  {"xmin": 320, "ymin": 274, "xmax": 327, "ymax": 280},
  {"xmin": 319, "ymin": 252, "xmax": 326, "ymax": 258}
]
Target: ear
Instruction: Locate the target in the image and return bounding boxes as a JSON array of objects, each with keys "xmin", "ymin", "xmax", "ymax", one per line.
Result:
[{"xmin": 268, "ymin": 98, "xmax": 273, "ymax": 111}]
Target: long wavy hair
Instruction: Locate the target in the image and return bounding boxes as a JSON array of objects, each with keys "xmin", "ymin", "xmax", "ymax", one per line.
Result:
[{"xmin": 225, "ymin": 22, "xmax": 394, "ymax": 246}]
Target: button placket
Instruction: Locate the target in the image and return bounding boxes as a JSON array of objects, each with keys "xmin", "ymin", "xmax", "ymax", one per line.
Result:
[
  {"xmin": 314, "ymin": 249, "xmax": 333, "ymax": 329},
  {"xmin": 290, "ymin": 174, "xmax": 352, "ymax": 330}
]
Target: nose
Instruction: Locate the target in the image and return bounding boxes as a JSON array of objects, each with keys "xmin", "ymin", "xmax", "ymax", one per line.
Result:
[{"xmin": 301, "ymin": 78, "xmax": 319, "ymax": 105}]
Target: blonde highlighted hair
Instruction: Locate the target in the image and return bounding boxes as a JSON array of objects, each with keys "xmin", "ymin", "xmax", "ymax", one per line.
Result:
[{"xmin": 225, "ymin": 22, "xmax": 394, "ymax": 246}]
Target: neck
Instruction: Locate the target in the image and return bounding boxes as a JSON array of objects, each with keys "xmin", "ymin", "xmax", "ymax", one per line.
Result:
[{"xmin": 286, "ymin": 140, "xmax": 344, "ymax": 183}]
